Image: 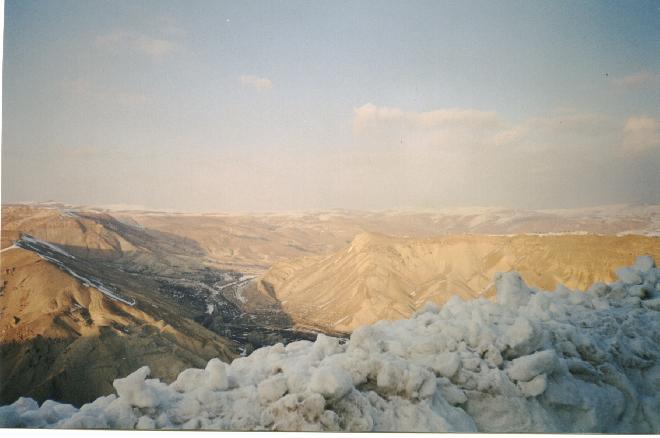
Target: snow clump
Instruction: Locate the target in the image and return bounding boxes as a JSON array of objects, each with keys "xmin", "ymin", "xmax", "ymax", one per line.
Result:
[{"xmin": 1, "ymin": 256, "xmax": 659, "ymax": 432}]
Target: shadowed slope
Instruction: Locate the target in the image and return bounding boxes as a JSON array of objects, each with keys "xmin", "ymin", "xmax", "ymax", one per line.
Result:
[{"xmin": 0, "ymin": 247, "xmax": 236, "ymax": 406}]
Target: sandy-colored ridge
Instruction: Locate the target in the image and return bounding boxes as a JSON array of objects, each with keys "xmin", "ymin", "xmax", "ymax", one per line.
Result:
[
  {"xmin": 260, "ymin": 232, "xmax": 660, "ymax": 332},
  {"xmin": 0, "ymin": 246, "xmax": 236, "ymax": 406},
  {"xmin": 1, "ymin": 247, "xmax": 152, "ymax": 342},
  {"xmin": 1, "ymin": 206, "xmax": 137, "ymax": 255}
]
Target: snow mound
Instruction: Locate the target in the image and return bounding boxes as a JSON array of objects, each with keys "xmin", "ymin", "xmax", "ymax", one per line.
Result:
[{"xmin": 1, "ymin": 256, "xmax": 659, "ymax": 432}]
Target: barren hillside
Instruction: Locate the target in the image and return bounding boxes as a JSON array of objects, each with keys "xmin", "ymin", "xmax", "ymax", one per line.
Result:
[
  {"xmin": 258, "ymin": 232, "xmax": 660, "ymax": 331},
  {"xmin": 0, "ymin": 246, "xmax": 236, "ymax": 406},
  {"xmin": 118, "ymin": 204, "xmax": 660, "ymax": 272}
]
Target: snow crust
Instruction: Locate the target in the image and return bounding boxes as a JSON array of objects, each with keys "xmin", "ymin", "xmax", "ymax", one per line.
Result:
[
  {"xmin": 1, "ymin": 256, "xmax": 659, "ymax": 432},
  {"xmin": 15, "ymin": 235, "xmax": 136, "ymax": 306},
  {"xmin": 19, "ymin": 234, "xmax": 75, "ymax": 259}
]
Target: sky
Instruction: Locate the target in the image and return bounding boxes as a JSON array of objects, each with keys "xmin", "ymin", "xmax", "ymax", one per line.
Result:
[{"xmin": 2, "ymin": 0, "xmax": 660, "ymax": 212}]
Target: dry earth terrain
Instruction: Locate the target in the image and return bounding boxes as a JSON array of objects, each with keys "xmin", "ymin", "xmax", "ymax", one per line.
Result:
[
  {"xmin": 1, "ymin": 202, "xmax": 659, "ymax": 405},
  {"xmin": 257, "ymin": 232, "xmax": 660, "ymax": 331},
  {"xmin": 0, "ymin": 246, "xmax": 235, "ymax": 406},
  {"xmin": 119, "ymin": 203, "xmax": 660, "ymax": 272}
]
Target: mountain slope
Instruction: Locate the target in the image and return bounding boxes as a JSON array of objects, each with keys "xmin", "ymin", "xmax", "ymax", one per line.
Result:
[
  {"xmin": 1, "ymin": 205, "xmax": 310, "ymax": 349},
  {"xmin": 5, "ymin": 203, "xmax": 659, "ymax": 274},
  {"xmin": 0, "ymin": 246, "xmax": 236, "ymax": 406},
  {"xmin": 0, "ymin": 204, "xmax": 323, "ymax": 406},
  {"xmin": 118, "ymin": 203, "xmax": 660, "ymax": 272},
  {"xmin": 2, "ymin": 257, "xmax": 659, "ymax": 432},
  {"xmin": 259, "ymin": 232, "xmax": 660, "ymax": 331}
]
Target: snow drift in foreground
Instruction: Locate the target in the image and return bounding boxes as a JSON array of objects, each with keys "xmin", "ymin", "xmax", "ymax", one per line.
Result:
[{"xmin": 2, "ymin": 257, "xmax": 660, "ymax": 432}]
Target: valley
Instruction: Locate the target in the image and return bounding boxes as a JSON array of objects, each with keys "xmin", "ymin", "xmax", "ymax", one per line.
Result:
[{"xmin": 1, "ymin": 202, "xmax": 659, "ymax": 406}]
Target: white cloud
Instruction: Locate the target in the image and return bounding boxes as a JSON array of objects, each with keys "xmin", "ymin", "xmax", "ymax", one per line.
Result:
[
  {"xmin": 415, "ymin": 108, "xmax": 500, "ymax": 128},
  {"xmin": 344, "ymin": 103, "xmax": 659, "ymax": 208},
  {"xmin": 353, "ymin": 103, "xmax": 499, "ymax": 131},
  {"xmin": 622, "ymin": 116, "xmax": 660, "ymax": 153},
  {"xmin": 115, "ymin": 92, "xmax": 149, "ymax": 106},
  {"xmin": 493, "ymin": 111, "xmax": 615, "ymax": 149},
  {"xmin": 493, "ymin": 126, "xmax": 525, "ymax": 146},
  {"xmin": 353, "ymin": 103, "xmax": 404, "ymax": 128},
  {"xmin": 50, "ymin": 144, "xmax": 100, "ymax": 159},
  {"xmin": 96, "ymin": 30, "xmax": 177, "ymax": 59},
  {"xmin": 612, "ymin": 71, "xmax": 658, "ymax": 90},
  {"xmin": 157, "ymin": 16, "xmax": 187, "ymax": 37},
  {"xmin": 239, "ymin": 75, "xmax": 273, "ymax": 90},
  {"xmin": 353, "ymin": 105, "xmax": 636, "ymax": 157},
  {"xmin": 63, "ymin": 78, "xmax": 148, "ymax": 107},
  {"xmin": 352, "ymin": 103, "xmax": 504, "ymax": 154},
  {"xmin": 134, "ymin": 36, "xmax": 175, "ymax": 57}
]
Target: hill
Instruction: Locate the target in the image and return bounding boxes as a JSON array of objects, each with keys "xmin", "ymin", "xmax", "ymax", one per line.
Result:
[
  {"xmin": 0, "ymin": 246, "xmax": 235, "ymax": 406},
  {"xmin": 258, "ymin": 232, "xmax": 660, "ymax": 331},
  {"xmin": 2, "ymin": 257, "xmax": 658, "ymax": 432}
]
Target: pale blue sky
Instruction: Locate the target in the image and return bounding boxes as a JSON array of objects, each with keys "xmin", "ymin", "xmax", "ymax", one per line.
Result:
[{"xmin": 2, "ymin": 0, "xmax": 660, "ymax": 211}]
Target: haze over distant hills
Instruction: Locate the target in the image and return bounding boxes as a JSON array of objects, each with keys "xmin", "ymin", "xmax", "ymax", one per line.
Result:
[{"xmin": 8, "ymin": 202, "xmax": 659, "ymax": 270}]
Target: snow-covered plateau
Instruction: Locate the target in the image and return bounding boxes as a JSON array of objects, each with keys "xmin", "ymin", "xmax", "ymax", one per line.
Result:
[{"xmin": 1, "ymin": 256, "xmax": 659, "ymax": 432}]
